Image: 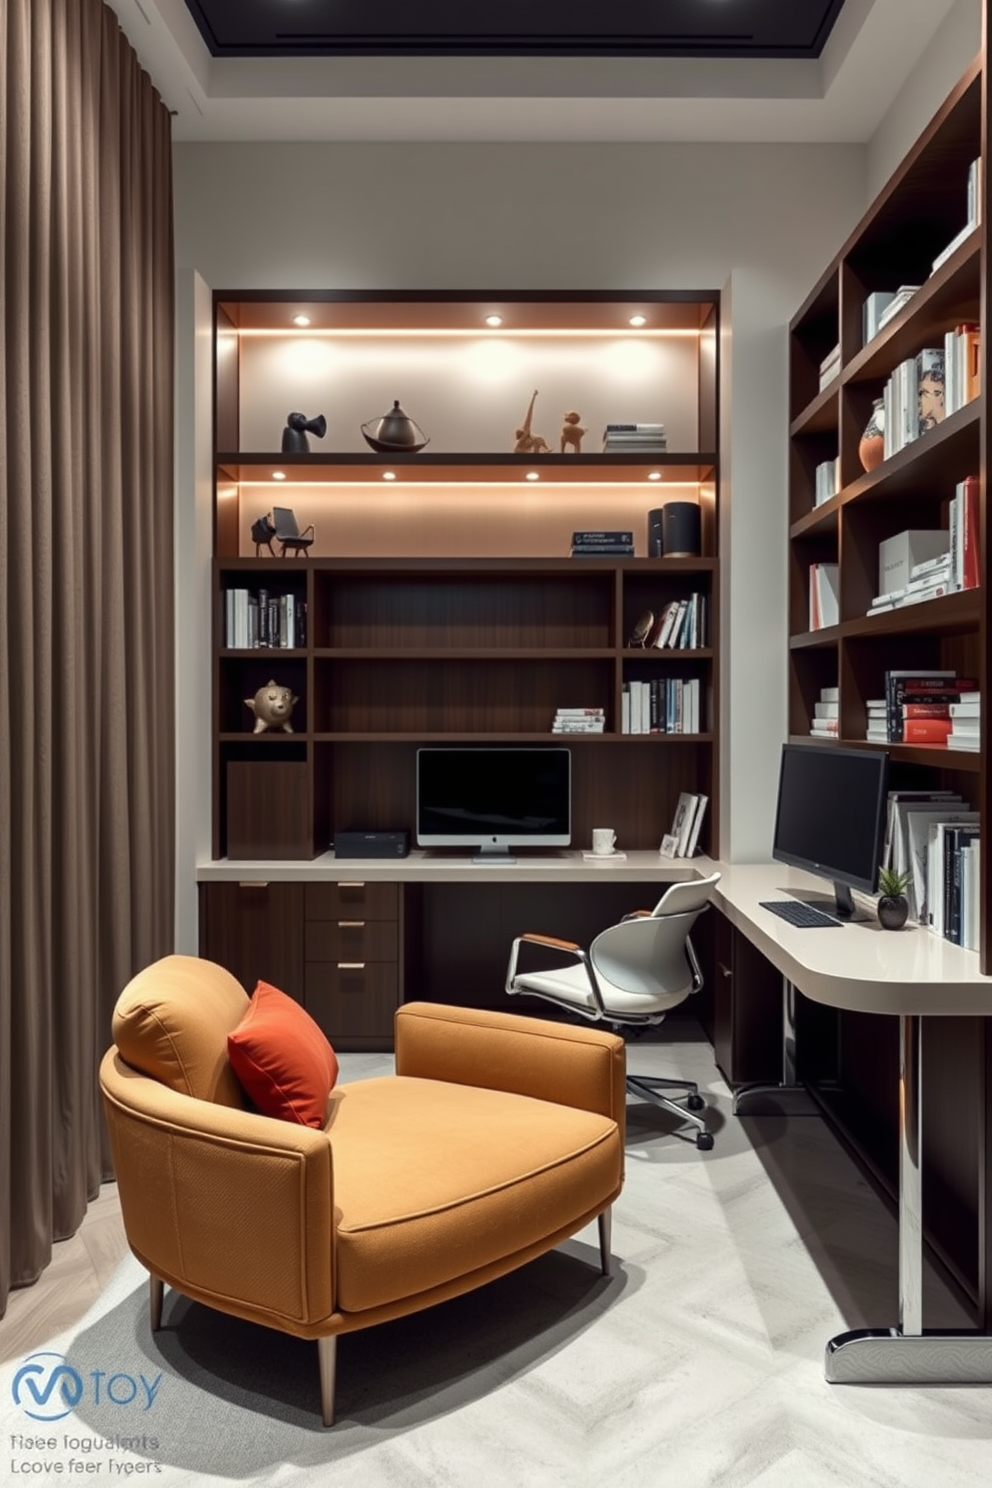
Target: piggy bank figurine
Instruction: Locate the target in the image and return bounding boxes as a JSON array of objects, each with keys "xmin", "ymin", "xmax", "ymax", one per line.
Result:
[{"xmin": 245, "ymin": 680, "xmax": 298, "ymax": 734}]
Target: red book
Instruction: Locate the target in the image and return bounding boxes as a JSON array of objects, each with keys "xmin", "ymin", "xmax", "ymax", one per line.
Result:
[
  {"xmin": 962, "ymin": 474, "xmax": 980, "ymax": 590},
  {"xmin": 902, "ymin": 718, "xmax": 954, "ymax": 742},
  {"xmin": 902, "ymin": 703, "xmax": 951, "ymax": 718}
]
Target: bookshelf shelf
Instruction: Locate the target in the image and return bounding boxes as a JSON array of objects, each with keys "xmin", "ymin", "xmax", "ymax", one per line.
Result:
[{"xmin": 211, "ymin": 291, "xmax": 722, "ymax": 862}]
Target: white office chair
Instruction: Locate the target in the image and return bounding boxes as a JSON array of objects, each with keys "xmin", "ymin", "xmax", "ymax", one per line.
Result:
[{"xmin": 505, "ymin": 872, "xmax": 721, "ymax": 1150}]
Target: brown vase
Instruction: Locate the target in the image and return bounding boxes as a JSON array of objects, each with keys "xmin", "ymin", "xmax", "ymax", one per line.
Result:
[{"xmin": 858, "ymin": 398, "xmax": 885, "ymax": 472}]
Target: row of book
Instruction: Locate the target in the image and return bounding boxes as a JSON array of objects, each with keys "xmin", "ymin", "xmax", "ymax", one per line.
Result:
[
  {"xmin": 882, "ymin": 788, "xmax": 979, "ymax": 947},
  {"xmin": 942, "ymin": 322, "xmax": 981, "ymax": 415},
  {"xmin": 877, "ymin": 670, "xmax": 978, "ymax": 746},
  {"xmin": 929, "ymin": 158, "xmax": 981, "ymax": 277},
  {"xmin": 601, "ymin": 423, "xmax": 667, "ymax": 452},
  {"xmin": 571, "ymin": 529, "xmax": 633, "ymax": 557},
  {"xmin": 868, "ymin": 488, "xmax": 980, "ymax": 617},
  {"xmin": 622, "ymin": 678, "xmax": 701, "ymax": 735},
  {"xmin": 660, "ymin": 790, "xmax": 708, "ymax": 859},
  {"xmin": 809, "ymin": 562, "xmax": 839, "ymax": 631},
  {"xmin": 818, "ymin": 344, "xmax": 840, "ymax": 391},
  {"xmin": 551, "ymin": 707, "xmax": 605, "ymax": 734},
  {"xmin": 634, "ymin": 593, "xmax": 708, "ymax": 650},
  {"xmin": 224, "ymin": 588, "xmax": 307, "ymax": 650},
  {"xmin": 813, "ymin": 457, "xmax": 839, "ymax": 507}
]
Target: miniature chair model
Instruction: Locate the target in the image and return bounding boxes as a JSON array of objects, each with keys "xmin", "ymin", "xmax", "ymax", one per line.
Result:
[
  {"xmin": 250, "ymin": 513, "xmax": 277, "ymax": 557},
  {"xmin": 506, "ymin": 872, "xmax": 721, "ymax": 1150},
  {"xmin": 272, "ymin": 506, "xmax": 315, "ymax": 557}
]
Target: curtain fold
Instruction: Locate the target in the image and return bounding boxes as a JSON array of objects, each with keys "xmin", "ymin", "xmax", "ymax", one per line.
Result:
[{"xmin": 0, "ymin": 0, "xmax": 175, "ymax": 1312}]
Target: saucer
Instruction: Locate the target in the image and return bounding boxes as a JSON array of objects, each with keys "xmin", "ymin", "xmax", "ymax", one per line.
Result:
[{"xmin": 581, "ymin": 850, "xmax": 627, "ymax": 861}]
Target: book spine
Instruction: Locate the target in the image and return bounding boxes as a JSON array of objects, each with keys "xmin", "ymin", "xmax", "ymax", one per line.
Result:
[{"xmin": 902, "ymin": 718, "xmax": 954, "ymax": 742}]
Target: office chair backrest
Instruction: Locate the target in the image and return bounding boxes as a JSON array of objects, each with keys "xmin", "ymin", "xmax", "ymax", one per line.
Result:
[
  {"xmin": 272, "ymin": 507, "xmax": 300, "ymax": 538},
  {"xmin": 649, "ymin": 871, "xmax": 721, "ymax": 918},
  {"xmin": 590, "ymin": 908, "xmax": 706, "ymax": 1003}
]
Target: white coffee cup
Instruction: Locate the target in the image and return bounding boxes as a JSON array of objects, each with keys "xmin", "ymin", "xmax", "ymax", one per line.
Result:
[{"xmin": 591, "ymin": 828, "xmax": 617, "ymax": 856}]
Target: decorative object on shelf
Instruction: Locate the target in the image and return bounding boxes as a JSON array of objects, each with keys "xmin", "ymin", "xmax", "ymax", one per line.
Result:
[
  {"xmin": 281, "ymin": 411, "xmax": 327, "ymax": 454},
  {"xmin": 513, "ymin": 390, "xmax": 552, "ymax": 454},
  {"xmin": 361, "ymin": 400, "xmax": 429, "ymax": 453},
  {"xmin": 876, "ymin": 865, "xmax": 910, "ymax": 931},
  {"xmin": 272, "ymin": 506, "xmax": 315, "ymax": 557},
  {"xmin": 251, "ymin": 513, "xmax": 277, "ymax": 557},
  {"xmin": 662, "ymin": 501, "xmax": 702, "ymax": 558},
  {"xmin": 858, "ymin": 398, "xmax": 885, "ymax": 472},
  {"xmin": 647, "ymin": 509, "xmax": 665, "ymax": 557},
  {"xmin": 628, "ymin": 610, "xmax": 654, "ymax": 647},
  {"xmin": 560, "ymin": 410, "xmax": 586, "ymax": 454},
  {"xmin": 245, "ymin": 680, "xmax": 299, "ymax": 734}
]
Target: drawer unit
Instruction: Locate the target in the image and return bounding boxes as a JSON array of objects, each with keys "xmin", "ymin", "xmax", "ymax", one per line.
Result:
[
  {"xmin": 305, "ymin": 881, "xmax": 399, "ymax": 920},
  {"xmin": 305, "ymin": 918, "xmax": 399, "ymax": 963},
  {"xmin": 305, "ymin": 964, "xmax": 400, "ymax": 1044},
  {"xmin": 304, "ymin": 879, "xmax": 402, "ymax": 1049}
]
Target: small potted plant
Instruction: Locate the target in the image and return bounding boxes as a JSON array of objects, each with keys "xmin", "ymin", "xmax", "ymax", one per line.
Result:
[{"xmin": 877, "ymin": 865, "xmax": 911, "ymax": 930}]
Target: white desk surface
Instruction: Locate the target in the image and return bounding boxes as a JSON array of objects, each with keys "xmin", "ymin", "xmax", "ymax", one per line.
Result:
[
  {"xmin": 712, "ymin": 861, "xmax": 992, "ymax": 1017},
  {"xmin": 196, "ymin": 851, "xmax": 992, "ymax": 1015}
]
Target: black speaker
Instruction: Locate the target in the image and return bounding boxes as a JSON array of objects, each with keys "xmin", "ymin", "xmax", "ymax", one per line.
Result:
[
  {"xmin": 647, "ymin": 509, "xmax": 665, "ymax": 558},
  {"xmin": 662, "ymin": 502, "xmax": 702, "ymax": 557}
]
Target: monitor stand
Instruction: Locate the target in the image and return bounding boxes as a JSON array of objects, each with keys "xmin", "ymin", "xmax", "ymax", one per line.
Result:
[
  {"xmin": 831, "ymin": 882, "xmax": 870, "ymax": 923},
  {"xmin": 472, "ymin": 844, "xmax": 517, "ymax": 865}
]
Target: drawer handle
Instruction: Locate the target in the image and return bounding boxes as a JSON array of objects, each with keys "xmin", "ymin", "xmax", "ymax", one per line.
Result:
[
  {"xmin": 338, "ymin": 962, "xmax": 366, "ymax": 970},
  {"xmin": 338, "ymin": 882, "xmax": 366, "ymax": 889},
  {"xmin": 717, "ymin": 962, "xmax": 732, "ymax": 978},
  {"xmin": 238, "ymin": 881, "xmax": 269, "ymax": 889},
  {"xmin": 338, "ymin": 920, "xmax": 365, "ymax": 928}
]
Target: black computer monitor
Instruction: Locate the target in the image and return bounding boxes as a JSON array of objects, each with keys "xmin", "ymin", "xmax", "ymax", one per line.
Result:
[
  {"xmin": 416, "ymin": 746, "xmax": 571, "ymax": 864},
  {"xmin": 771, "ymin": 744, "xmax": 889, "ymax": 920}
]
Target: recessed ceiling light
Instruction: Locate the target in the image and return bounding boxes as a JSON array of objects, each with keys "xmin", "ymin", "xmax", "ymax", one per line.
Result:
[
  {"xmin": 382, "ymin": 470, "xmax": 396, "ymax": 481},
  {"xmin": 272, "ymin": 470, "xmax": 286, "ymax": 480},
  {"xmin": 485, "ymin": 314, "xmax": 503, "ymax": 327},
  {"xmin": 648, "ymin": 471, "xmax": 662, "ymax": 481},
  {"xmin": 292, "ymin": 314, "xmax": 311, "ymax": 327},
  {"xmin": 629, "ymin": 315, "xmax": 647, "ymax": 328},
  {"xmin": 526, "ymin": 471, "xmax": 540, "ymax": 481}
]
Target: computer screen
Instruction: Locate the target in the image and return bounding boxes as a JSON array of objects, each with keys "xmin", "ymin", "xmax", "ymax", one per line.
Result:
[
  {"xmin": 416, "ymin": 747, "xmax": 571, "ymax": 863},
  {"xmin": 772, "ymin": 744, "xmax": 889, "ymax": 918}
]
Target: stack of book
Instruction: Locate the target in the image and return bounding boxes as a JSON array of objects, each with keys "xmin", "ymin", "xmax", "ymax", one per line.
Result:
[
  {"xmin": 810, "ymin": 685, "xmax": 839, "ymax": 741},
  {"xmin": 867, "ymin": 551, "xmax": 951, "ymax": 615},
  {"xmin": 645, "ymin": 593, "xmax": 707, "ymax": 650},
  {"xmin": 224, "ymin": 587, "xmax": 307, "ymax": 649},
  {"xmin": 883, "ymin": 787, "xmax": 978, "ymax": 940},
  {"xmin": 944, "ymin": 323, "xmax": 981, "ymax": 414},
  {"xmin": 883, "ymin": 669, "xmax": 978, "ymax": 744},
  {"xmin": 814, "ymin": 457, "xmax": 839, "ymax": 507},
  {"xmin": 570, "ymin": 530, "xmax": 634, "ymax": 558},
  {"xmin": 622, "ymin": 678, "xmax": 700, "ymax": 735},
  {"xmin": 948, "ymin": 691, "xmax": 981, "ymax": 751},
  {"xmin": 877, "ymin": 283, "xmax": 921, "ymax": 331},
  {"xmin": 809, "ymin": 563, "xmax": 839, "ymax": 630},
  {"xmin": 863, "ymin": 291, "xmax": 896, "ymax": 345},
  {"xmin": 551, "ymin": 707, "xmax": 605, "ymax": 734},
  {"xmin": 818, "ymin": 344, "xmax": 840, "ymax": 391},
  {"xmin": 660, "ymin": 791, "xmax": 708, "ymax": 859},
  {"xmin": 601, "ymin": 423, "xmax": 667, "ymax": 452},
  {"xmin": 865, "ymin": 697, "xmax": 887, "ymax": 744}
]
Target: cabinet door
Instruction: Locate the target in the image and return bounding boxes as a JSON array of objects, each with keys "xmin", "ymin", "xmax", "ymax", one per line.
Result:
[
  {"xmin": 712, "ymin": 910, "xmax": 783, "ymax": 1087},
  {"xmin": 198, "ymin": 882, "xmax": 305, "ymax": 1001}
]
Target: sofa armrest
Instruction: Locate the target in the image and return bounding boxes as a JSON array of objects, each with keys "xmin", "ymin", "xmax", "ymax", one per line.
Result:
[
  {"xmin": 100, "ymin": 1050, "xmax": 334, "ymax": 1329},
  {"xmin": 394, "ymin": 1002, "xmax": 625, "ymax": 1134}
]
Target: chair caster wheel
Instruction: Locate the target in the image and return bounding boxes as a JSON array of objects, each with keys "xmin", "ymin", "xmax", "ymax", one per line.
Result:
[
  {"xmin": 695, "ymin": 1132, "xmax": 714, "ymax": 1151},
  {"xmin": 686, "ymin": 1094, "xmax": 706, "ymax": 1111}
]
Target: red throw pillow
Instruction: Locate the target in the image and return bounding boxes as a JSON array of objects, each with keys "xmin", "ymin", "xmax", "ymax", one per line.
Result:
[{"xmin": 227, "ymin": 980, "xmax": 339, "ymax": 1128}]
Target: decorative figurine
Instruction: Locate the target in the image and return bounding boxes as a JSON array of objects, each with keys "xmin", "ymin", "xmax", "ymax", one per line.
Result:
[
  {"xmin": 628, "ymin": 610, "xmax": 654, "ymax": 648},
  {"xmin": 251, "ymin": 513, "xmax": 277, "ymax": 556},
  {"xmin": 245, "ymin": 680, "xmax": 298, "ymax": 734},
  {"xmin": 514, "ymin": 390, "xmax": 552, "ymax": 454},
  {"xmin": 361, "ymin": 400, "xmax": 429, "ymax": 453},
  {"xmin": 281, "ymin": 412, "xmax": 327, "ymax": 454},
  {"xmin": 560, "ymin": 410, "xmax": 586, "ymax": 454}
]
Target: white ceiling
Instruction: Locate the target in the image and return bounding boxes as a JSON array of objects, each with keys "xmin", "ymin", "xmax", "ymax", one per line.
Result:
[{"xmin": 107, "ymin": 0, "xmax": 965, "ymax": 143}]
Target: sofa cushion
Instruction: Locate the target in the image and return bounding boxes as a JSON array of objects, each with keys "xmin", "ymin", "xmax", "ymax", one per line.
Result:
[
  {"xmin": 113, "ymin": 954, "xmax": 250, "ymax": 1108},
  {"xmin": 228, "ymin": 980, "xmax": 339, "ymax": 1129},
  {"xmin": 327, "ymin": 1076, "xmax": 621, "ymax": 1313}
]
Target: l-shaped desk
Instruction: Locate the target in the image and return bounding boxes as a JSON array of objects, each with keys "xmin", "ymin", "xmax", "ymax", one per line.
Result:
[{"xmin": 198, "ymin": 849, "xmax": 992, "ymax": 1385}]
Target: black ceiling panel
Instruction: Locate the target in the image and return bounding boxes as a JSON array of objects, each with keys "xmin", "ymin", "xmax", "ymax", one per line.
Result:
[{"xmin": 182, "ymin": 0, "xmax": 848, "ymax": 59}]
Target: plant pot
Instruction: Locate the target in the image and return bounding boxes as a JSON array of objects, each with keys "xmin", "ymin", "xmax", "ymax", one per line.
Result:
[
  {"xmin": 877, "ymin": 894, "xmax": 909, "ymax": 930},
  {"xmin": 858, "ymin": 398, "xmax": 885, "ymax": 472}
]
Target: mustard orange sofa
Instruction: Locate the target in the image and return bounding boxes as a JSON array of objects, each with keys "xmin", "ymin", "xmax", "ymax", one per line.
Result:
[{"xmin": 99, "ymin": 955, "xmax": 626, "ymax": 1424}]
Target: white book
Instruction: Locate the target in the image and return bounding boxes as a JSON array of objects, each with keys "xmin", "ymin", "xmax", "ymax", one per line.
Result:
[
  {"xmin": 906, "ymin": 809, "xmax": 977, "ymax": 924},
  {"xmin": 685, "ymin": 794, "xmax": 709, "ymax": 857},
  {"xmin": 814, "ymin": 701, "xmax": 839, "ymax": 718},
  {"xmin": 670, "ymin": 792, "xmax": 698, "ymax": 857},
  {"xmin": 948, "ymin": 736, "xmax": 981, "ymax": 751},
  {"xmin": 640, "ymin": 681, "xmax": 651, "ymax": 735},
  {"xmin": 949, "ymin": 702, "xmax": 982, "ymax": 717},
  {"xmin": 931, "ymin": 222, "xmax": 974, "ymax": 275},
  {"xmin": 964, "ymin": 845, "xmax": 982, "ymax": 951},
  {"xmin": 819, "ymin": 686, "xmax": 840, "ymax": 703},
  {"xmin": 621, "ymin": 686, "xmax": 631, "ymax": 735}
]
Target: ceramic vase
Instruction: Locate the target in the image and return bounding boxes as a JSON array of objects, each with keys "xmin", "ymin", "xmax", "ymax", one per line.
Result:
[
  {"xmin": 877, "ymin": 894, "xmax": 909, "ymax": 931},
  {"xmin": 858, "ymin": 398, "xmax": 885, "ymax": 472}
]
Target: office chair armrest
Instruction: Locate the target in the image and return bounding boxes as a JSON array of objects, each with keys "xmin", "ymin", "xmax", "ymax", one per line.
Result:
[
  {"xmin": 620, "ymin": 910, "xmax": 652, "ymax": 921},
  {"xmin": 504, "ymin": 933, "xmax": 607, "ymax": 1015},
  {"xmin": 394, "ymin": 1002, "xmax": 625, "ymax": 1126},
  {"xmin": 516, "ymin": 932, "xmax": 583, "ymax": 952},
  {"xmin": 302, "ymin": 523, "xmax": 315, "ymax": 538}
]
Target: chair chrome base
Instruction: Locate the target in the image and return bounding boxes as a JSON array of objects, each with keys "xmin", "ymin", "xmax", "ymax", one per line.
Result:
[
  {"xmin": 626, "ymin": 1075, "xmax": 713, "ymax": 1149},
  {"xmin": 732, "ymin": 1082, "xmax": 820, "ymax": 1118},
  {"xmin": 826, "ymin": 1328, "xmax": 992, "ymax": 1384}
]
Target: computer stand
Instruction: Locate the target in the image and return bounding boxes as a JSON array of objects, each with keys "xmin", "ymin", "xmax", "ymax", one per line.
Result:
[{"xmin": 732, "ymin": 974, "xmax": 819, "ymax": 1117}]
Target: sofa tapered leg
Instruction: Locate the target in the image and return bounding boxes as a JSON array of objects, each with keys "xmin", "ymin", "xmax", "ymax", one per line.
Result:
[
  {"xmin": 317, "ymin": 1336, "xmax": 337, "ymax": 1427},
  {"xmin": 598, "ymin": 1207, "xmax": 612, "ymax": 1275},
  {"xmin": 149, "ymin": 1274, "xmax": 163, "ymax": 1332}
]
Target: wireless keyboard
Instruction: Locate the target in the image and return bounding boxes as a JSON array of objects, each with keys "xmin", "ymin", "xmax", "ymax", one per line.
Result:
[{"xmin": 759, "ymin": 899, "xmax": 843, "ymax": 928}]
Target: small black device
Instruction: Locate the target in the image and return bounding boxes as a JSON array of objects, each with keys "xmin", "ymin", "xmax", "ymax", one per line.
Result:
[
  {"xmin": 662, "ymin": 501, "xmax": 702, "ymax": 557},
  {"xmin": 647, "ymin": 508, "xmax": 665, "ymax": 558},
  {"xmin": 771, "ymin": 743, "xmax": 889, "ymax": 920},
  {"xmin": 333, "ymin": 830, "xmax": 410, "ymax": 859}
]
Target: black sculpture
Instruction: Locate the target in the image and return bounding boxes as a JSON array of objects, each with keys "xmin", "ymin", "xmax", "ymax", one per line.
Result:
[{"xmin": 282, "ymin": 411, "xmax": 327, "ymax": 454}]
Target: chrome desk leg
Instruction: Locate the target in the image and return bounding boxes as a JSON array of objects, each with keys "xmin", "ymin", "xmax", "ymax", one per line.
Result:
[
  {"xmin": 733, "ymin": 976, "xmax": 818, "ymax": 1117},
  {"xmin": 826, "ymin": 1014, "xmax": 992, "ymax": 1383}
]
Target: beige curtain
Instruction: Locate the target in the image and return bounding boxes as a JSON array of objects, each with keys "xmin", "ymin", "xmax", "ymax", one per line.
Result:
[{"xmin": 0, "ymin": 0, "xmax": 175, "ymax": 1312}]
